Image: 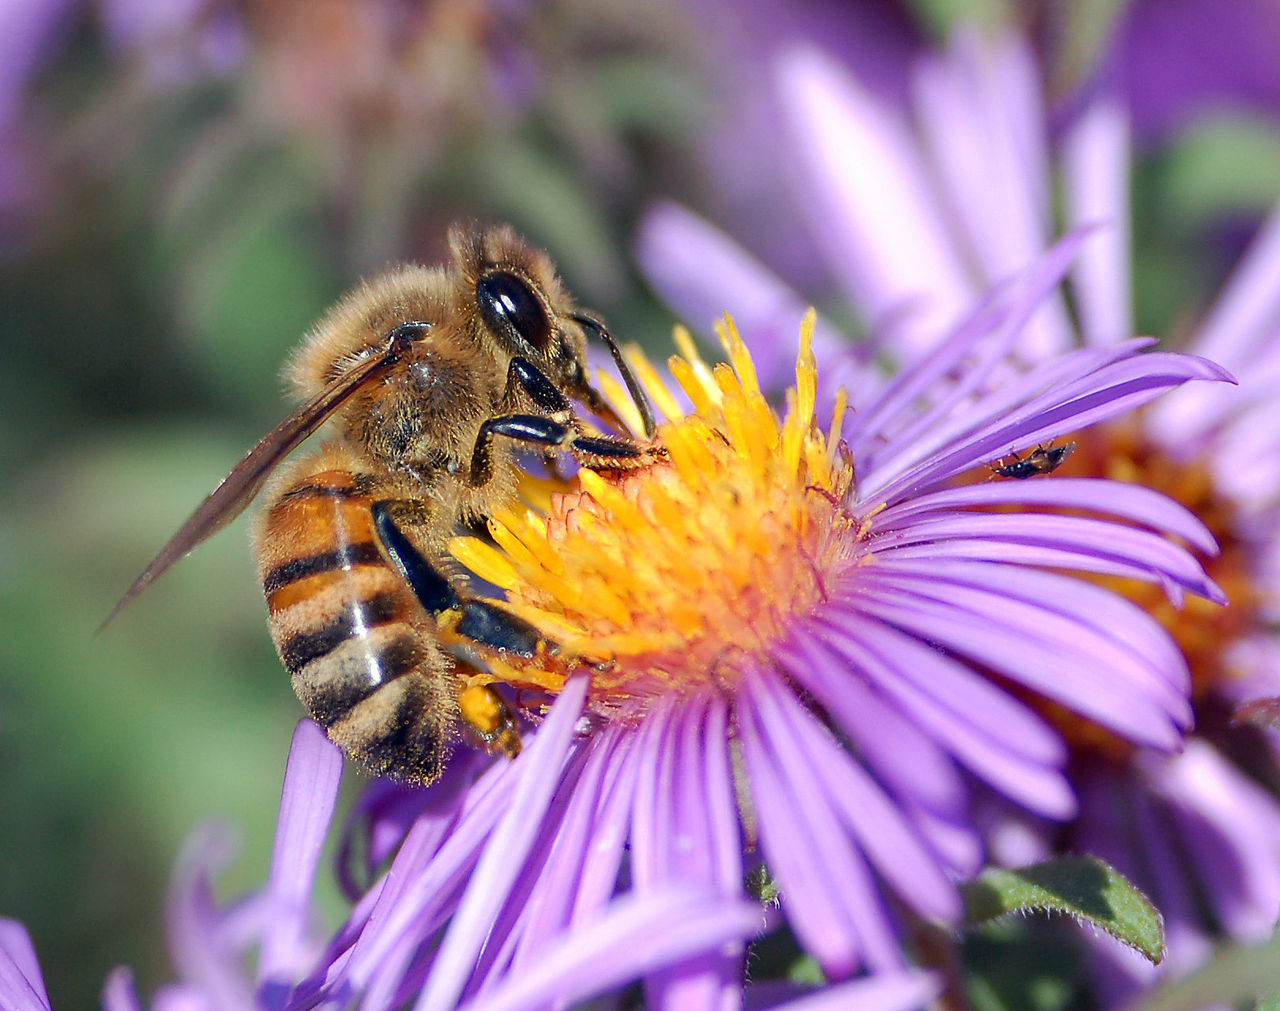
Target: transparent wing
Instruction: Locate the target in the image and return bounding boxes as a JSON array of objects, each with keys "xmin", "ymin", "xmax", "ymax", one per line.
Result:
[{"xmin": 102, "ymin": 345, "xmax": 403, "ymax": 627}]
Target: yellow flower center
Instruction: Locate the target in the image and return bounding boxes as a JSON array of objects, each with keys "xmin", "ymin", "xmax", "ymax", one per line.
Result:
[{"xmin": 448, "ymin": 313, "xmax": 860, "ymax": 722}]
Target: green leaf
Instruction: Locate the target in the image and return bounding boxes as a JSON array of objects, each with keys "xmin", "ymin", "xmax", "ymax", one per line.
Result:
[{"xmin": 961, "ymin": 855, "xmax": 1165, "ymax": 965}]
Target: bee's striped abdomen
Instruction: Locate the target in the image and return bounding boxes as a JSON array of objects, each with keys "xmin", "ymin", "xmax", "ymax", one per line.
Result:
[{"xmin": 257, "ymin": 465, "xmax": 453, "ymax": 783}]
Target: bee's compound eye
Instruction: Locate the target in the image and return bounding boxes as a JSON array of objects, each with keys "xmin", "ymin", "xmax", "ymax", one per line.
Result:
[{"xmin": 477, "ymin": 271, "xmax": 552, "ymax": 351}]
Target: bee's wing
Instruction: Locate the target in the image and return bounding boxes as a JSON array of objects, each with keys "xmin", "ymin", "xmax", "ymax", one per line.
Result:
[{"xmin": 102, "ymin": 346, "xmax": 401, "ymax": 628}]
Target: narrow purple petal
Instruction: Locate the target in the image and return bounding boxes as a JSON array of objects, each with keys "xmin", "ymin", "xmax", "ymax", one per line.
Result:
[
  {"xmin": 862, "ymin": 564, "xmax": 1190, "ymax": 719},
  {"xmin": 782, "ymin": 635, "xmax": 966, "ymax": 812},
  {"xmin": 1150, "ymin": 201, "xmax": 1280, "ymax": 444},
  {"xmin": 256, "ymin": 720, "xmax": 343, "ymax": 990},
  {"xmin": 340, "ymin": 758, "xmax": 519, "ymax": 1004},
  {"xmin": 759, "ymin": 673, "xmax": 960, "ymax": 922},
  {"xmin": 776, "ymin": 46, "xmax": 975, "ymax": 357},
  {"xmin": 567, "ymin": 725, "xmax": 639, "ymax": 928},
  {"xmin": 459, "ymin": 890, "xmax": 763, "ymax": 1011},
  {"xmin": 417, "ymin": 674, "xmax": 589, "ymax": 1011},
  {"xmin": 1062, "ymin": 90, "xmax": 1134, "ymax": 348},
  {"xmin": 869, "ymin": 559, "xmax": 1191, "ymax": 699},
  {"xmin": 1176, "ymin": 185, "xmax": 1280, "ymax": 373},
  {"xmin": 814, "ymin": 601, "xmax": 1066, "ymax": 765},
  {"xmin": 766, "ymin": 971, "xmax": 941, "ymax": 1011},
  {"xmin": 463, "ymin": 746, "xmax": 600, "ymax": 996},
  {"xmin": 849, "ymin": 586, "xmax": 1186, "ymax": 749},
  {"xmin": 635, "ymin": 202, "xmax": 859, "ymax": 393},
  {"xmin": 811, "ymin": 614, "xmax": 1076, "ymax": 818},
  {"xmin": 740, "ymin": 668, "xmax": 904, "ymax": 975},
  {"xmin": 867, "ymin": 351, "xmax": 1234, "ymax": 502},
  {"xmin": 913, "ymin": 32, "xmax": 1072, "ymax": 359},
  {"xmin": 871, "ymin": 511, "xmax": 1219, "ymax": 603},
  {"xmin": 502, "ymin": 733, "xmax": 627, "ymax": 976},
  {"xmin": 1148, "ymin": 742, "xmax": 1280, "ymax": 940},
  {"xmin": 738, "ymin": 688, "xmax": 861, "ymax": 975},
  {"xmin": 636, "ymin": 694, "xmax": 745, "ymax": 1010},
  {"xmin": 1122, "ymin": 781, "xmax": 1213, "ymax": 978},
  {"xmin": 0, "ymin": 920, "xmax": 50, "ymax": 1011},
  {"xmin": 338, "ymin": 750, "xmax": 484, "ymax": 901},
  {"xmin": 876, "ymin": 478, "xmax": 1219, "ymax": 555},
  {"xmin": 847, "ymin": 229, "xmax": 1099, "ymax": 482},
  {"xmin": 101, "ymin": 968, "xmax": 143, "ymax": 1011},
  {"xmin": 164, "ymin": 825, "xmax": 259, "ymax": 1009},
  {"xmin": 858, "ymin": 337, "xmax": 1144, "ymax": 482}
]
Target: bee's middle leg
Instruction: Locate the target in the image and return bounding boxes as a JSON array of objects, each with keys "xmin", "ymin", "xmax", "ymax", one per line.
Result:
[{"xmin": 371, "ymin": 500, "xmax": 548, "ymax": 660}]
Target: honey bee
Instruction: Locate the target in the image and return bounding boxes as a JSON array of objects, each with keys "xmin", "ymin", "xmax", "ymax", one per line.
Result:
[
  {"xmin": 108, "ymin": 225, "xmax": 660, "ymax": 784},
  {"xmin": 992, "ymin": 441, "xmax": 1076, "ymax": 479}
]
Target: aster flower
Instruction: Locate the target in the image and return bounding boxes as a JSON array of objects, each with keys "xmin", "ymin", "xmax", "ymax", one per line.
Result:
[
  {"xmin": 635, "ymin": 25, "xmax": 1280, "ymax": 1002},
  {"xmin": 291, "ymin": 222, "xmax": 1230, "ymax": 1009}
]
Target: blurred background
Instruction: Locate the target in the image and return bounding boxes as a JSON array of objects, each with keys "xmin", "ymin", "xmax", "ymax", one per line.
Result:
[{"xmin": 3, "ymin": 0, "xmax": 1280, "ymax": 1005}]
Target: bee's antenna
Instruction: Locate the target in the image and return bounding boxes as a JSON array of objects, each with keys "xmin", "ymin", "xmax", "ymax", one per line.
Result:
[{"xmin": 571, "ymin": 312, "xmax": 657, "ymax": 440}]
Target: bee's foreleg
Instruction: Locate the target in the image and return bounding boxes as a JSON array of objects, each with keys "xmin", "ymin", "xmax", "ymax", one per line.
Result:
[{"xmin": 468, "ymin": 413, "xmax": 655, "ymax": 486}]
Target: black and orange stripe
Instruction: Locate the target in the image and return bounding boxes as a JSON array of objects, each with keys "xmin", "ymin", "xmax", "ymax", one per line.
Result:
[{"xmin": 256, "ymin": 464, "xmax": 453, "ymax": 782}]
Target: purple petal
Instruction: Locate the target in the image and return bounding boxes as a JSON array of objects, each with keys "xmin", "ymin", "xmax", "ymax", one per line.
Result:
[
  {"xmin": 101, "ymin": 968, "xmax": 143, "ymax": 1011},
  {"xmin": 463, "ymin": 744, "xmax": 602, "ymax": 995},
  {"xmin": 337, "ymin": 749, "xmax": 486, "ymax": 901},
  {"xmin": 782, "ymin": 635, "xmax": 966, "ymax": 810},
  {"xmin": 869, "ymin": 559, "xmax": 1191, "ymax": 699},
  {"xmin": 766, "ymin": 971, "xmax": 941, "ymax": 1011},
  {"xmin": 913, "ymin": 32, "xmax": 1072, "ymax": 359},
  {"xmin": 848, "ymin": 581, "xmax": 1187, "ymax": 749},
  {"xmin": 416, "ymin": 675, "xmax": 589, "ymax": 1011},
  {"xmin": 1062, "ymin": 89, "xmax": 1134, "ymax": 348},
  {"xmin": 0, "ymin": 920, "xmax": 50, "ymax": 1011},
  {"xmin": 340, "ymin": 758, "xmax": 520, "ymax": 1004},
  {"xmin": 871, "ymin": 509, "xmax": 1221, "ymax": 604},
  {"xmin": 757, "ymin": 673, "xmax": 960, "ymax": 921},
  {"xmin": 739, "ymin": 667, "xmax": 904, "ymax": 975},
  {"xmin": 867, "ymin": 350, "xmax": 1234, "ymax": 502},
  {"xmin": 499, "ymin": 732, "xmax": 630, "ymax": 978},
  {"xmin": 778, "ymin": 635, "xmax": 982, "ymax": 874},
  {"xmin": 459, "ymin": 889, "xmax": 763, "ymax": 1011},
  {"xmin": 635, "ymin": 202, "xmax": 860, "ymax": 393},
  {"xmin": 813, "ymin": 601, "xmax": 1066, "ymax": 765},
  {"xmin": 811, "ymin": 613, "xmax": 1076, "ymax": 818},
  {"xmin": 1150, "ymin": 200, "xmax": 1280, "ymax": 443},
  {"xmin": 165, "ymin": 824, "xmax": 259, "ymax": 1009},
  {"xmin": 876, "ymin": 478, "xmax": 1219, "ymax": 555},
  {"xmin": 1147, "ymin": 741, "xmax": 1280, "ymax": 940},
  {"xmin": 567, "ymin": 725, "xmax": 640, "ymax": 928},
  {"xmin": 256, "ymin": 720, "xmax": 343, "ymax": 991},
  {"xmin": 632, "ymin": 694, "xmax": 749, "ymax": 1008},
  {"xmin": 775, "ymin": 45, "xmax": 975, "ymax": 358},
  {"xmin": 847, "ymin": 228, "xmax": 1099, "ymax": 484}
]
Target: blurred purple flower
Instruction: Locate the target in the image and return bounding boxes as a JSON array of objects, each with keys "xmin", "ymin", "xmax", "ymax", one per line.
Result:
[
  {"xmin": 97, "ymin": 0, "xmax": 245, "ymax": 82},
  {"xmin": 637, "ymin": 24, "xmax": 1280, "ymax": 1001}
]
